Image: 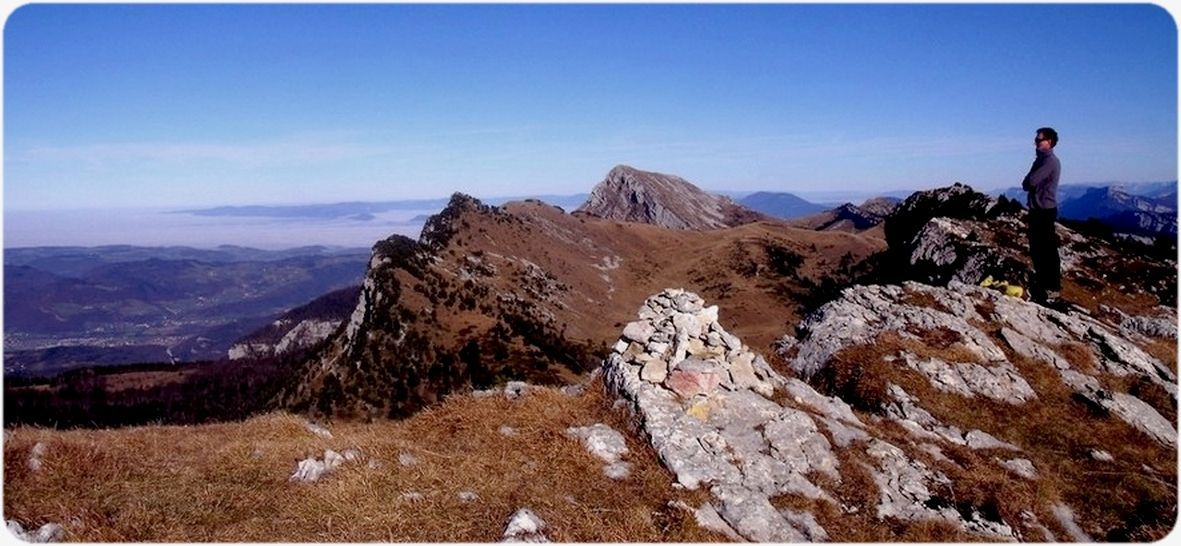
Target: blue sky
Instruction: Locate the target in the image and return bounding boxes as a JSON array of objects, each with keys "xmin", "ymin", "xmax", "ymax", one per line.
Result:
[{"xmin": 4, "ymin": 3, "xmax": 1177, "ymax": 211}]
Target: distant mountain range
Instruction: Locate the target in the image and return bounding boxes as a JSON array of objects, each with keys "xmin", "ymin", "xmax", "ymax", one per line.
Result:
[
  {"xmin": 1001, "ymin": 180, "xmax": 1178, "ymax": 237},
  {"xmin": 738, "ymin": 192, "xmax": 830, "ymax": 219}
]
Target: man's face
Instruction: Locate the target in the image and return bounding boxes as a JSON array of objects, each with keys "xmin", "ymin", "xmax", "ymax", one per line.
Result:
[{"xmin": 1035, "ymin": 133, "xmax": 1053, "ymax": 152}]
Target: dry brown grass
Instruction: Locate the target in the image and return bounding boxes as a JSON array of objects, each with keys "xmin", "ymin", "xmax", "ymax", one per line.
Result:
[
  {"xmin": 901, "ymin": 289, "xmax": 951, "ymax": 315},
  {"xmin": 1060, "ymin": 276, "xmax": 1163, "ymax": 318},
  {"xmin": 1054, "ymin": 341, "xmax": 1100, "ymax": 374},
  {"xmin": 3, "ymin": 378, "xmax": 724, "ymax": 542},
  {"xmin": 1143, "ymin": 338, "xmax": 1178, "ymax": 374}
]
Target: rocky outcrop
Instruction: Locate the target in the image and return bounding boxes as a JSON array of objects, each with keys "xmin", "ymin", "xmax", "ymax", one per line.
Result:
[
  {"xmin": 785, "ymin": 281, "xmax": 1175, "ymax": 446},
  {"xmin": 878, "ymin": 184, "xmax": 1176, "ymax": 311},
  {"xmin": 604, "ymin": 289, "xmax": 1030, "ymax": 542},
  {"xmin": 859, "ymin": 196, "xmax": 901, "ymax": 218},
  {"xmin": 228, "ymin": 285, "xmax": 360, "ymax": 360},
  {"xmin": 815, "ymin": 203, "xmax": 885, "ymax": 231},
  {"xmin": 880, "ymin": 184, "xmax": 1029, "ymax": 287},
  {"xmin": 574, "ymin": 165, "xmax": 767, "ymax": 230}
]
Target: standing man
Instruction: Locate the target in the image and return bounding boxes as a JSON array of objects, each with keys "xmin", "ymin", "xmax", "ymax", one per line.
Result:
[{"xmin": 1022, "ymin": 127, "xmax": 1062, "ymax": 304}]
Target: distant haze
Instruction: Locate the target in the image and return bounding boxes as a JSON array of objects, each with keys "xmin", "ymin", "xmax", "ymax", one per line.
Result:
[{"xmin": 3, "ymin": 208, "xmax": 430, "ymax": 250}]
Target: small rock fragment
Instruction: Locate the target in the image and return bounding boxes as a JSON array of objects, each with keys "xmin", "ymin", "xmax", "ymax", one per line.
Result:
[
  {"xmin": 998, "ymin": 458, "xmax": 1037, "ymax": 479},
  {"xmin": 27, "ymin": 442, "xmax": 46, "ymax": 472},
  {"xmin": 502, "ymin": 508, "xmax": 549, "ymax": 542},
  {"xmin": 323, "ymin": 449, "xmax": 344, "ymax": 469},
  {"xmin": 305, "ymin": 422, "xmax": 333, "ymax": 439},
  {"xmin": 504, "ymin": 381, "xmax": 530, "ymax": 400},
  {"xmin": 603, "ymin": 461, "xmax": 632, "ymax": 480},
  {"xmin": 290, "ymin": 458, "xmax": 331, "ymax": 483}
]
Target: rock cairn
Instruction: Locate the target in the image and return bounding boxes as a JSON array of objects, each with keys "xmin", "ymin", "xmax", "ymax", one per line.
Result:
[
  {"xmin": 606, "ymin": 288, "xmax": 777, "ymax": 401},
  {"xmin": 604, "ymin": 289, "xmax": 830, "ymax": 542}
]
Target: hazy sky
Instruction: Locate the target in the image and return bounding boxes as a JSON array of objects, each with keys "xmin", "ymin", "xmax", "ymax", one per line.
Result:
[{"xmin": 4, "ymin": 3, "xmax": 1177, "ymax": 211}]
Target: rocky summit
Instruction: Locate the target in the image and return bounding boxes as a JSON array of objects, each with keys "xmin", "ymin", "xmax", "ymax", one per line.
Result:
[{"xmin": 574, "ymin": 165, "xmax": 767, "ymax": 230}]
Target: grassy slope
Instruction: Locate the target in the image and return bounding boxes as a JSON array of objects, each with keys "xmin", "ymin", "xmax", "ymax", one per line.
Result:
[{"xmin": 3, "ymin": 379, "xmax": 722, "ymax": 542}]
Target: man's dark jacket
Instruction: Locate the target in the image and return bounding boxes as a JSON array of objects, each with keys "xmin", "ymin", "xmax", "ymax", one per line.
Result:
[{"xmin": 1022, "ymin": 149, "xmax": 1061, "ymax": 209}]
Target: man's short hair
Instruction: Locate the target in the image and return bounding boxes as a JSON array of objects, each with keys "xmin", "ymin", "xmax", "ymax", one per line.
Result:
[{"xmin": 1037, "ymin": 127, "xmax": 1058, "ymax": 147}]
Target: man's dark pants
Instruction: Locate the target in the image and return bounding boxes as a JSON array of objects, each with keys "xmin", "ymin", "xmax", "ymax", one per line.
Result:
[{"xmin": 1028, "ymin": 207, "xmax": 1061, "ymax": 298}]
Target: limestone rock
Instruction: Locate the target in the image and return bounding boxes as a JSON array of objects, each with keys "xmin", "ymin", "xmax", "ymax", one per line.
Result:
[
  {"xmin": 504, "ymin": 381, "xmax": 532, "ymax": 400},
  {"xmin": 290, "ymin": 457, "xmax": 331, "ymax": 483},
  {"xmin": 999, "ymin": 458, "xmax": 1038, "ymax": 480},
  {"xmin": 7, "ymin": 521, "xmax": 64, "ymax": 543},
  {"xmin": 686, "ymin": 502, "xmax": 743, "ymax": 541},
  {"xmin": 621, "ymin": 321, "xmax": 656, "ymax": 343},
  {"xmin": 398, "ymin": 452, "xmax": 418, "ymax": 467},
  {"xmin": 27, "ymin": 442, "xmax": 46, "ymax": 472},
  {"xmin": 304, "ymin": 422, "xmax": 333, "ymax": 439},
  {"xmin": 1051, "ymin": 503, "xmax": 1093, "ymax": 542},
  {"xmin": 565, "ymin": 424, "xmax": 629, "ymax": 464},
  {"xmin": 664, "ymin": 366, "xmax": 722, "ymax": 399},
  {"xmin": 640, "ymin": 358, "xmax": 669, "ymax": 383},
  {"xmin": 502, "ymin": 508, "xmax": 549, "ymax": 543}
]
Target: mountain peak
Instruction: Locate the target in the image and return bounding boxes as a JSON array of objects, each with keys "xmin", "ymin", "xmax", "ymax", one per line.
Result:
[
  {"xmin": 575, "ymin": 165, "xmax": 766, "ymax": 230},
  {"xmin": 607, "ymin": 164, "xmax": 642, "ymax": 178}
]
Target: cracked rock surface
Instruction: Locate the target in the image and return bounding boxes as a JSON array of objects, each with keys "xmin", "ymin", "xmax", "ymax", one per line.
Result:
[{"xmin": 604, "ymin": 289, "xmax": 1029, "ymax": 542}]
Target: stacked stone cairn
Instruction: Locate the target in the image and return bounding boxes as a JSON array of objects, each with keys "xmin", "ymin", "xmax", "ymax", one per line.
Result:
[
  {"xmin": 603, "ymin": 289, "xmax": 832, "ymax": 542},
  {"xmin": 608, "ymin": 288, "xmax": 777, "ymax": 401}
]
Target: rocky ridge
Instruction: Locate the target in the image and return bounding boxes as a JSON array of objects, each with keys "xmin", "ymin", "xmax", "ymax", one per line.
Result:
[{"xmin": 275, "ymin": 179, "xmax": 883, "ymax": 419}]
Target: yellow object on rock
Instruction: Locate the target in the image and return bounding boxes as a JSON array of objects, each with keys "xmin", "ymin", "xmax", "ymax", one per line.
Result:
[{"xmin": 980, "ymin": 275, "xmax": 1024, "ymax": 299}]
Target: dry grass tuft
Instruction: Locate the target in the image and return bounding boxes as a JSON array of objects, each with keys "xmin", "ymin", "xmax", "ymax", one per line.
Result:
[
  {"xmin": 901, "ymin": 289, "xmax": 951, "ymax": 314},
  {"xmin": 1143, "ymin": 338, "xmax": 1178, "ymax": 374},
  {"xmin": 1054, "ymin": 341, "xmax": 1100, "ymax": 373},
  {"xmin": 3, "ymin": 378, "xmax": 724, "ymax": 542}
]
